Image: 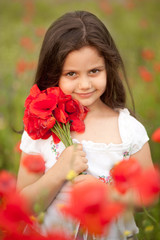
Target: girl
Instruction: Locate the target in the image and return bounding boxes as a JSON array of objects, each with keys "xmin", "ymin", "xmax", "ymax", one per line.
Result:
[{"xmin": 17, "ymin": 11, "xmax": 153, "ymax": 240}]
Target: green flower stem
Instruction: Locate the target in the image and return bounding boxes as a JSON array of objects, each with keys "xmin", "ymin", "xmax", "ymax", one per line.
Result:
[
  {"xmin": 51, "ymin": 121, "xmax": 73, "ymax": 147},
  {"xmin": 55, "ymin": 121, "xmax": 68, "ymax": 142},
  {"xmin": 142, "ymin": 206, "xmax": 159, "ymax": 226},
  {"xmin": 51, "ymin": 124, "xmax": 67, "ymax": 146},
  {"xmin": 64, "ymin": 122, "xmax": 73, "ymax": 145}
]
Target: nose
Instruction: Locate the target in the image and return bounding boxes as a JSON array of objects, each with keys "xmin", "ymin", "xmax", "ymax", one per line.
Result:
[{"xmin": 78, "ymin": 75, "xmax": 91, "ymax": 90}]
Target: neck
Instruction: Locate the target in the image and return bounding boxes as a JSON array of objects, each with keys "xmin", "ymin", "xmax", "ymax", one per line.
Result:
[{"xmin": 86, "ymin": 100, "xmax": 110, "ymax": 117}]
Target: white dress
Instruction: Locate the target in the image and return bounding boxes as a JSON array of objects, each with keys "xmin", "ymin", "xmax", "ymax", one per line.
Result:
[{"xmin": 20, "ymin": 108, "xmax": 149, "ymax": 240}]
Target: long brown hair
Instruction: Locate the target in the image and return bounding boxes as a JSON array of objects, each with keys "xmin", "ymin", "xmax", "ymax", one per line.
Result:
[{"xmin": 35, "ymin": 11, "xmax": 135, "ymax": 112}]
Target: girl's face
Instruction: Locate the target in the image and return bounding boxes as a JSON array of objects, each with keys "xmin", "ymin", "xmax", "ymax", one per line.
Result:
[{"xmin": 59, "ymin": 46, "xmax": 107, "ymax": 109}]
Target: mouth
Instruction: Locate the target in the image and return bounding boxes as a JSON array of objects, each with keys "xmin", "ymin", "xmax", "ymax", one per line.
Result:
[{"xmin": 74, "ymin": 91, "xmax": 96, "ymax": 98}]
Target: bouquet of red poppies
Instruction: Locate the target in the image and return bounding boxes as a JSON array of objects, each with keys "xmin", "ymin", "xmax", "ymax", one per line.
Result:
[{"xmin": 23, "ymin": 84, "xmax": 88, "ymax": 147}]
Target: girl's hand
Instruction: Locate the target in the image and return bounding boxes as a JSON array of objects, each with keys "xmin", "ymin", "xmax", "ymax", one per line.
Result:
[
  {"xmin": 57, "ymin": 144, "xmax": 88, "ymax": 177},
  {"xmin": 73, "ymin": 174, "xmax": 97, "ymax": 185}
]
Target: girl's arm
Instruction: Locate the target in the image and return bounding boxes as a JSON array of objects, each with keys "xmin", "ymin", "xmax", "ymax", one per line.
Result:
[
  {"xmin": 73, "ymin": 142, "xmax": 154, "ymax": 207},
  {"xmin": 111, "ymin": 142, "xmax": 155, "ymax": 206},
  {"xmin": 131, "ymin": 142, "xmax": 153, "ymax": 168},
  {"xmin": 17, "ymin": 144, "xmax": 88, "ymax": 211}
]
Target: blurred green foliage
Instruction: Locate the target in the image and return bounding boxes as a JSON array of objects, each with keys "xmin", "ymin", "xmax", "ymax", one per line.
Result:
[{"xmin": 0, "ymin": 0, "xmax": 160, "ymax": 239}]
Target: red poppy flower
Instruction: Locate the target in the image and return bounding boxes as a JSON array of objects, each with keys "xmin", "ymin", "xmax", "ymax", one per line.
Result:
[
  {"xmin": 62, "ymin": 180, "xmax": 124, "ymax": 236},
  {"xmin": 0, "ymin": 171, "xmax": 16, "ymax": 197},
  {"xmin": 141, "ymin": 49, "xmax": 155, "ymax": 60},
  {"xmin": 23, "ymin": 109, "xmax": 55, "ymax": 140},
  {"xmin": 110, "ymin": 158, "xmax": 142, "ymax": 194},
  {"xmin": 139, "ymin": 66, "xmax": 153, "ymax": 82},
  {"xmin": 22, "ymin": 154, "xmax": 45, "ymax": 173},
  {"xmin": 24, "ymin": 84, "xmax": 41, "ymax": 108},
  {"xmin": 23, "ymin": 85, "xmax": 88, "ymax": 145},
  {"xmin": 65, "ymin": 99, "xmax": 78, "ymax": 113},
  {"xmin": 51, "ymin": 132, "xmax": 61, "ymax": 144},
  {"xmin": 23, "ymin": 85, "xmax": 57, "ymax": 139},
  {"xmin": 2, "ymin": 193, "xmax": 32, "ymax": 224},
  {"xmin": 0, "ymin": 193, "xmax": 33, "ymax": 235},
  {"xmin": 54, "ymin": 108, "xmax": 68, "ymax": 123},
  {"xmin": 29, "ymin": 84, "xmax": 41, "ymax": 98},
  {"xmin": 69, "ymin": 99, "xmax": 88, "ymax": 121},
  {"xmin": 69, "ymin": 114, "xmax": 85, "ymax": 133},
  {"xmin": 29, "ymin": 92, "xmax": 58, "ymax": 119},
  {"xmin": 151, "ymin": 127, "xmax": 160, "ymax": 143},
  {"xmin": 135, "ymin": 167, "xmax": 160, "ymax": 206},
  {"xmin": 46, "ymin": 86, "xmax": 64, "ymax": 99}
]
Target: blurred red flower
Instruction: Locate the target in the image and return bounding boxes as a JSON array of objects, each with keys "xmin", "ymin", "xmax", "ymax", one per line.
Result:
[
  {"xmin": 0, "ymin": 171, "xmax": 16, "ymax": 197},
  {"xmin": 110, "ymin": 158, "xmax": 142, "ymax": 194},
  {"xmin": 22, "ymin": 154, "xmax": 45, "ymax": 173},
  {"xmin": 20, "ymin": 37, "xmax": 35, "ymax": 51},
  {"xmin": 151, "ymin": 127, "xmax": 160, "ymax": 143},
  {"xmin": 135, "ymin": 167, "xmax": 160, "ymax": 206},
  {"xmin": 139, "ymin": 19, "xmax": 149, "ymax": 29},
  {"xmin": 0, "ymin": 193, "xmax": 33, "ymax": 235},
  {"xmin": 22, "ymin": 0, "xmax": 35, "ymax": 23},
  {"xmin": 154, "ymin": 62, "xmax": 160, "ymax": 73},
  {"xmin": 62, "ymin": 180, "xmax": 124, "ymax": 236},
  {"xmin": 99, "ymin": 0, "xmax": 113, "ymax": 15},
  {"xmin": 27, "ymin": 61, "xmax": 37, "ymax": 70},
  {"xmin": 16, "ymin": 60, "xmax": 37, "ymax": 76},
  {"xmin": 45, "ymin": 232, "xmax": 72, "ymax": 240},
  {"xmin": 124, "ymin": 0, "xmax": 135, "ymax": 10},
  {"xmin": 141, "ymin": 49, "xmax": 155, "ymax": 60},
  {"xmin": 111, "ymin": 158, "xmax": 160, "ymax": 206},
  {"xmin": 14, "ymin": 140, "xmax": 22, "ymax": 154},
  {"xmin": 16, "ymin": 59, "xmax": 28, "ymax": 75},
  {"xmin": 35, "ymin": 27, "xmax": 46, "ymax": 37},
  {"xmin": 139, "ymin": 66, "xmax": 153, "ymax": 82}
]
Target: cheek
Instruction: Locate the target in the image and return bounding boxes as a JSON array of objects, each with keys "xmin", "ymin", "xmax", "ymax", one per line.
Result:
[
  {"xmin": 97, "ymin": 74, "xmax": 107, "ymax": 91},
  {"xmin": 58, "ymin": 79, "xmax": 74, "ymax": 95}
]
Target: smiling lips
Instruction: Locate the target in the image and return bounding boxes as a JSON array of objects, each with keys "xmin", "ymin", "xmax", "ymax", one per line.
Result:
[{"xmin": 75, "ymin": 91, "xmax": 96, "ymax": 98}]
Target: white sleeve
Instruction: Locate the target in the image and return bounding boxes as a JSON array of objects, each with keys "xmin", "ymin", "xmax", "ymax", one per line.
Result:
[
  {"xmin": 20, "ymin": 131, "xmax": 43, "ymax": 154},
  {"xmin": 129, "ymin": 116, "xmax": 149, "ymax": 155},
  {"xmin": 119, "ymin": 109, "xmax": 149, "ymax": 155}
]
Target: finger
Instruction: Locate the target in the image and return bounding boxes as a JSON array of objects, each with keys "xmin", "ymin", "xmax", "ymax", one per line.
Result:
[
  {"xmin": 82, "ymin": 157, "xmax": 88, "ymax": 163},
  {"xmin": 76, "ymin": 144, "xmax": 83, "ymax": 150},
  {"xmin": 83, "ymin": 163, "xmax": 88, "ymax": 171},
  {"xmin": 80, "ymin": 152, "xmax": 86, "ymax": 157}
]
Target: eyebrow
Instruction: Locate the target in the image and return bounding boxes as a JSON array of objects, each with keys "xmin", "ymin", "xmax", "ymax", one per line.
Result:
[{"xmin": 62, "ymin": 65, "xmax": 105, "ymax": 72}]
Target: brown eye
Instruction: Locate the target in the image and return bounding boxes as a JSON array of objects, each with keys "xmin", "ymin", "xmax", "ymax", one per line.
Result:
[
  {"xmin": 90, "ymin": 69, "xmax": 99, "ymax": 74},
  {"xmin": 66, "ymin": 72, "xmax": 76, "ymax": 77}
]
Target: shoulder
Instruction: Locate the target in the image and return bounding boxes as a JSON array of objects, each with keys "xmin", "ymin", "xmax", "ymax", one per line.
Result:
[
  {"xmin": 20, "ymin": 130, "xmax": 51, "ymax": 154},
  {"xmin": 20, "ymin": 131, "xmax": 65, "ymax": 171},
  {"xmin": 118, "ymin": 108, "xmax": 149, "ymax": 154},
  {"xmin": 119, "ymin": 108, "xmax": 147, "ymax": 132}
]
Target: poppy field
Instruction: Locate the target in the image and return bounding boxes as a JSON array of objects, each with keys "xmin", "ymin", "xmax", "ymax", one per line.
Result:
[{"xmin": 0, "ymin": 0, "xmax": 160, "ymax": 239}]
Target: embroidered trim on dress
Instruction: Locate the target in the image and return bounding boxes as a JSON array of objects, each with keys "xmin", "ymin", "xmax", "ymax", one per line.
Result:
[
  {"xmin": 51, "ymin": 141, "xmax": 60, "ymax": 160},
  {"xmin": 98, "ymin": 175, "xmax": 112, "ymax": 184}
]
